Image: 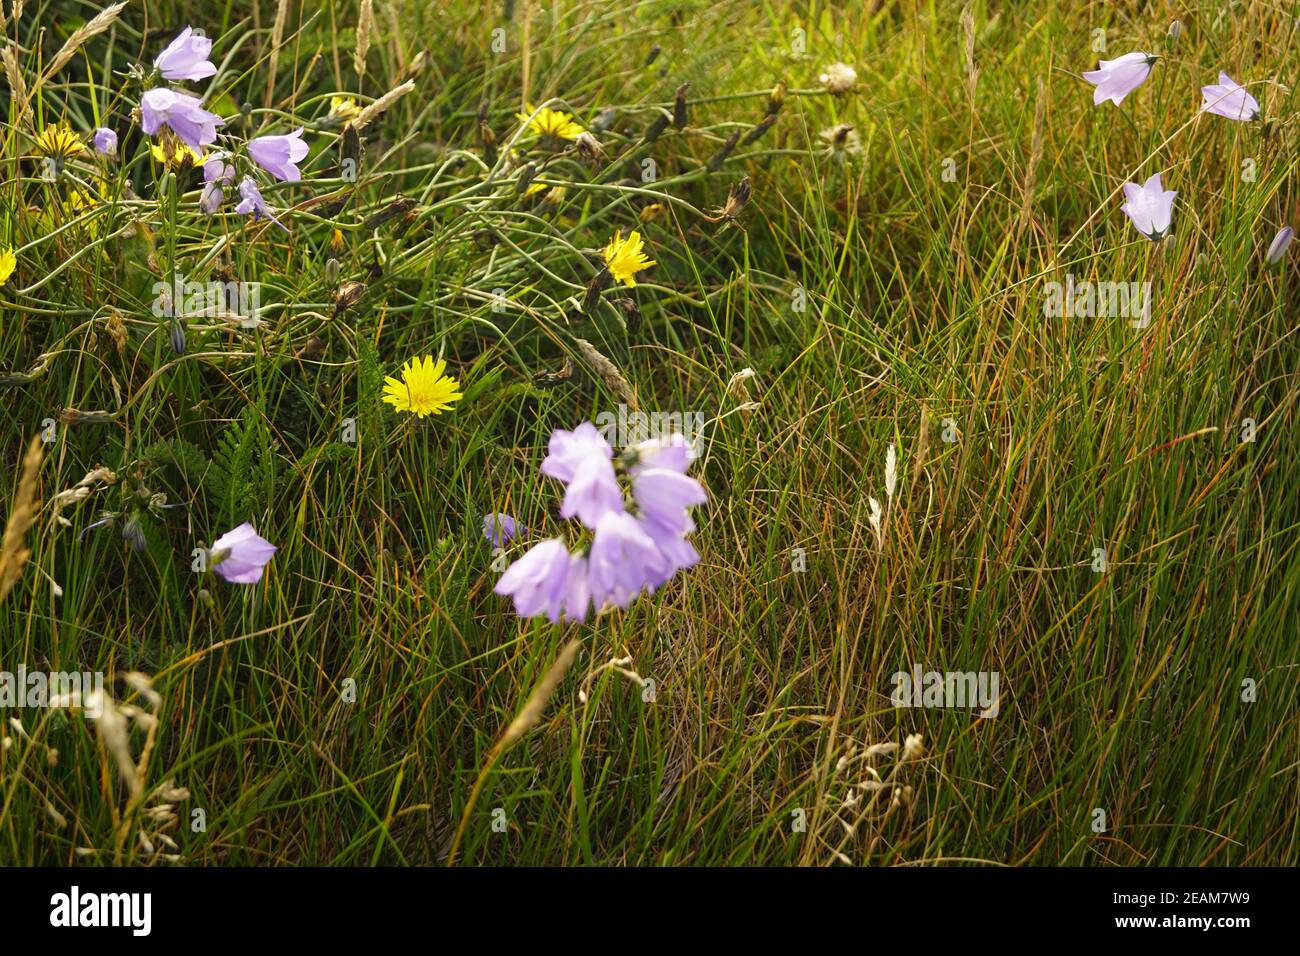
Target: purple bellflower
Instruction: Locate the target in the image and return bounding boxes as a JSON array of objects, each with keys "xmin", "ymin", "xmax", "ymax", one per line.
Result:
[
  {"xmin": 140, "ymin": 87, "xmax": 223, "ymax": 151},
  {"xmin": 1082, "ymin": 52, "xmax": 1156, "ymax": 106},
  {"xmin": 1121, "ymin": 172, "xmax": 1176, "ymax": 241},
  {"xmin": 93, "ymin": 127, "xmax": 118, "ymax": 155},
  {"xmin": 248, "ymin": 128, "xmax": 310, "ymax": 182},
  {"xmin": 209, "ymin": 523, "xmax": 277, "ymax": 584},
  {"xmin": 234, "ymin": 176, "xmax": 288, "ymax": 231},
  {"xmin": 155, "ymin": 27, "xmax": 217, "ymax": 82},
  {"xmin": 1201, "ymin": 73, "xmax": 1260, "ymax": 121}
]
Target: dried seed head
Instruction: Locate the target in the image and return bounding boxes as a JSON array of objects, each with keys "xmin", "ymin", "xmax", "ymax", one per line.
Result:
[
  {"xmin": 818, "ymin": 62, "xmax": 857, "ymax": 95},
  {"xmin": 574, "ymin": 131, "xmax": 605, "ymax": 164},
  {"xmin": 709, "ymin": 176, "xmax": 752, "ymax": 223},
  {"xmin": 479, "ymin": 120, "xmax": 498, "ymax": 165},
  {"xmin": 353, "ymin": 80, "xmax": 416, "ymax": 131},
  {"xmin": 885, "ymin": 443, "xmax": 897, "ymax": 502},
  {"xmin": 334, "ymin": 280, "xmax": 367, "ymax": 316},
  {"xmin": 902, "ymin": 733, "xmax": 925, "ymax": 761},
  {"xmin": 124, "ymin": 671, "xmax": 161, "ymax": 709},
  {"xmin": 820, "ymin": 123, "xmax": 862, "ymax": 158},
  {"xmin": 573, "ymin": 336, "xmax": 638, "ymax": 409},
  {"xmin": 405, "ymin": 50, "xmax": 429, "ymax": 78}
]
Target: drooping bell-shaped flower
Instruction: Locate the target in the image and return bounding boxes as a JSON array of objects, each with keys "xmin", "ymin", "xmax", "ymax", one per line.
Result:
[
  {"xmin": 248, "ymin": 128, "xmax": 309, "ymax": 182},
  {"xmin": 492, "ymin": 538, "xmax": 588, "ymax": 623},
  {"xmin": 209, "ymin": 523, "xmax": 277, "ymax": 584},
  {"xmin": 482, "ymin": 513, "xmax": 522, "ymax": 547},
  {"xmin": 631, "ymin": 467, "xmax": 706, "ymax": 536},
  {"xmin": 1201, "ymin": 73, "xmax": 1260, "ymax": 121},
  {"xmin": 1082, "ymin": 51, "xmax": 1156, "ymax": 106},
  {"xmin": 542, "ymin": 422, "xmax": 624, "ymax": 527},
  {"xmin": 1121, "ymin": 172, "xmax": 1176, "ymax": 241},
  {"xmin": 140, "ymin": 87, "xmax": 224, "ymax": 150},
  {"xmin": 233, "ymin": 177, "xmax": 288, "ymax": 231},
  {"xmin": 154, "ymin": 26, "xmax": 217, "ymax": 82},
  {"xmin": 587, "ymin": 511, "xmax": 671, "ymax": 610}
]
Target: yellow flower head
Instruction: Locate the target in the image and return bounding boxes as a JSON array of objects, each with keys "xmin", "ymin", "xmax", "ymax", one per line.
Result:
[
  {"xmin": 34, "ymin": 123, "xmax": 87, "ymax": 161},
  {"xmin": 602, "ymin": 230, "xmax": 655, "ymax": 287},
  {"xmin": 329, "ymin": 96, "xmax": 362, "ymax": 121},
  {"xmin": 0, "ymin": 247, "xmax": 16, "ymax": 288},
  {"xmin": 150, "ymin": 139, "xmax": 207, "ymax": 171},
  {"xmin": 518, "ymin": 105, "xmax": 586, "ymax": 142},
  {"xmin": 382, "ymin": 356, "xmax": 464, "ymax": 418}
]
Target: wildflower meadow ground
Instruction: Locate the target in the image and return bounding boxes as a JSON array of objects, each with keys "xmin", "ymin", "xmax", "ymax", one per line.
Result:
[{"xmin": 0, "ymin": 0, "xmax": 1297, "ymax": 868}]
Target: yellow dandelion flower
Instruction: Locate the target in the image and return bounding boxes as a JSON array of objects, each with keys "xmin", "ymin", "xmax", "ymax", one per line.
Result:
[
  {"xmin": 329, "ymin": 96, "xmax": 362, "ymax": 121},
  {"xmin": 34, "ymin": 124, "xmax": 87, "ymax": 161},
  {"xmin": 382, "ymin": 355, "xmax": 464, "ymax": 418},
  {"xmin": 517, "ymin": 104, "xmax": 586, "ymax": 142},
  {"xmin": 0, "ymin": 247, "xmax": 16, "ymax": 288},
  {"xmin": 602, "ymin": 230, "xmax": 655, "ymax": 287},
  {"xmin": 150, "ymin": 140, "xmax": 207, "ymax": 170}
]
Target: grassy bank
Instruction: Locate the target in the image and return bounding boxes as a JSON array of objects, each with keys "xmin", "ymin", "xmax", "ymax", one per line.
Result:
[{"xmin": 0, "ymin": 0, "xmax": 1296, "ymax": 865}]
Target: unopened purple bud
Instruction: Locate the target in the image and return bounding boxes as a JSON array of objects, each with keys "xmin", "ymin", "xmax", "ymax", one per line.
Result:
[
  {"xmin": 482, "ymin": 513, "xmax": 522, "ymax": 547},
  {"xmin": 169, "ymin": 318, "xmax": 187, "ymax": 354},
  {"xmin": 93, "ymin": 127, "xmax": 118, "ymax": 156},
  {"xmin": 1265, "ymin": 226, "xmax": 1294, "ymax": 265},
  {"xmin": 199, "ymin": 181, "xmax": 224, "ymax": 215}
]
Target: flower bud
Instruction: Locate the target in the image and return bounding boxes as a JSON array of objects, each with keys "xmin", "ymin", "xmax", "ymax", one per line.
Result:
[
  {"xmin": 1265, "ymin": 226, "xmax": 1294, "ymax": 265},
  {"xmin": 767, "ymin": 81, "xmax": 786, "ymax": 116},
  {"xmin": 169, "ymin": 318, "xmax": 186, "ymax": 355},
  {"xmin": 672, "ymin": 83, "xmax": 689, "ymax": 129}
]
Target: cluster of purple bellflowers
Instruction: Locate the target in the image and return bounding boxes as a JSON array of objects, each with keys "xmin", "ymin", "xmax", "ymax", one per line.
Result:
[
  {"xmin": 494, "ymin": 424, "xmax": 706, "ymax": 624},
  {"xmin": 95, "ymin": 26, "xmax": 309, "ymax": 228}
]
